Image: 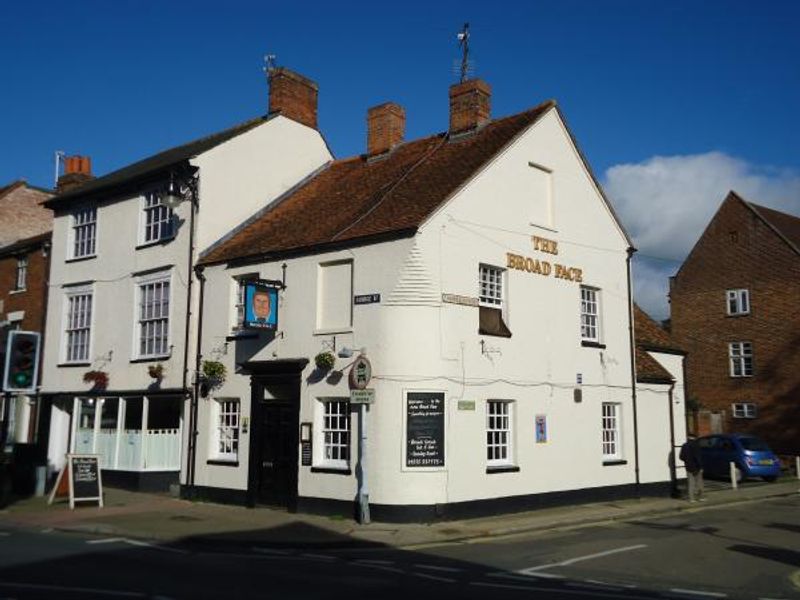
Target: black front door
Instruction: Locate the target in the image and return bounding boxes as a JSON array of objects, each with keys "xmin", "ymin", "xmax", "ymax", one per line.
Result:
[{"xmin": 257, "ymin": 399, "xmax": 299, "ymax": 507}]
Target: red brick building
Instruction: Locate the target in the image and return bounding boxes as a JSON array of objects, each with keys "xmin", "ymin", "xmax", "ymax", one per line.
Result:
[{"xmin": 670, "ymin": 191, "xmax": 800, "ymax": 454}]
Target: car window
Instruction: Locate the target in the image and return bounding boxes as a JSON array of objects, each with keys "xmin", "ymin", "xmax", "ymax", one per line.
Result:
[
  {"xmin": 739, "ymin": 437, "xmax": 770, "ymax": 451},
  {"xmin": 720, "ymin": 440, "xmax": 734, "ymax": 451},
  {"xmin": 697, "ymin": 437, "xmax": 715, "ymax": 449}
]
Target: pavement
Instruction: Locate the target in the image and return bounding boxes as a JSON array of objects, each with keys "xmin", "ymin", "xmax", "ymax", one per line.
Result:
[{"xmin": 0, "ymin": 476, "xmax": 798, "ymax": 551}]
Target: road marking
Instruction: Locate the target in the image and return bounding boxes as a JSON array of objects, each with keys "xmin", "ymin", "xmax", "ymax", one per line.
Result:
[
  {"xmin": 352, "ymin": 559, "xmax": 395, "ymax": 566},
  {"xmin": 518, "ymin": 544, "xmax": 648, "ymax": 575},
  {"xmin": 87, "ymin": 537, "xmax": 124, "ymax": 545},
  {"xmin": 668, "ymin": 589, "xmax": 727, "ymax": 598},
  {"xmin": 411, "ymin": 571, "xmax": 457, "ymax": 583},
  {"xmin": 300, "ymin": 553, "xmax": 336, "ymax": 561},
  {"xmin": 0, "ymin": 581, "xmax": 145, "ymax": 597},
  {"xmin": 490, "ymin": 570, "xmax": 566, "ymax": 581},
  {"xmin": 790, "ymin": 570, "xmax": 800, "ymax": 591},
  {"xmin": 351, "ymin": 562, "xmax": 404, "ymax": 574},
  {"xmin": 413, "ymin": 563, "xmax": 463, "ymax": 573},
  {"xmin": 251, "ymin": 546, "xmax": 292, "ymax": 555},
  {"xmin": 567, "ymin": 581, "xmax": 624, "ymax": 591}
]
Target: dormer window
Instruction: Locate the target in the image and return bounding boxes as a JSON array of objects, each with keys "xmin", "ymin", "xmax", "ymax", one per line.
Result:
[
  {"xmin": 141, "ymin": 192, "xmax": 174, "ymax": 245},
  {"xmin": 70, "ymin": 206, "xmax": 97, "ymax": 259}
]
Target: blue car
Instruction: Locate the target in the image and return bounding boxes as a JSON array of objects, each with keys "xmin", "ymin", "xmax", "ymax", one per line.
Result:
[{"xmin": 697, "ymin": 434, "xmax": 781, "ymax": 482}]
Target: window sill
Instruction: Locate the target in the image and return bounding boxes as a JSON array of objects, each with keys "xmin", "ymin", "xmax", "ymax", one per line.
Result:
[
  {"xmin": 581, "ymin": 340, "xmax": 607, "ymax": 349},
  {"xmin": 136, "ymin": 237, "xmax": 176, "ymax": 251},
  {"xmin": 313, "ymin": 327, "xmax": 353, "ymax": 336},
  {"xmin": 729, "ymin": 375, "xmax": 754, "ymax": 378},
  {"xmin": 57, "ymin": 361, "xmax": 92, "ymax": 368},
  {"xmin": 130, "ymin": 356, "xmax": 171, "ymax": 363},
  {"xmin": 65, "ymin": 255, "xmax": 97, "ymax": 264},
  {"xmin": 9, "ymin": 289, "xmax": 26, "ymax": 295},
  {"xmin": 226, "ymin": 330, "xmax": 260, "ymax": 341},
  {"xmin": 725, "ymin": 313, "xmax": 750, "ymax": 318},
  {"xmin": 602, "ymin": 459, "xmax": 628, "ymax": 466},
  {"xmin": 207, "ymin": 459, "xmax": 239, "ymax": 467},
  {"xmin": 310, "ymin": 466, "xmax": 352, "ymax": 475},
  {"xmin": 486, "ymin": 465, "xmax": 520, "ymax": 474}
]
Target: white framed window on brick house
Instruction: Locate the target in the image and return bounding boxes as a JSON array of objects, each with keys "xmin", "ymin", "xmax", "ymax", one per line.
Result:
[
  {"xmin": 14, "ymin": 257, "xmax": 27, "ymax": 291},
  {"xmin": 63, "ymin": 285, "xmax": 93, "ymax": 363},
  {"xmin": 315, "ymin": 260, "xmax": 353, "ymax": 333},
  {"xmin": 732, "ymin": 402, "xmax": 757, "ymax": 419},
  {"xmin": 70, "ymin": 206, "xmax": 97, "ymax": 259},
  {"xmin": 726, "ymin": 289, "xmax": 750, "ymax": 316},
  {"xmin": 315, "ymin": 398, "xmax": 351, "ymax": 471},
  {"xmin": 580, "ymin": 286, "xmax": 601, "ymax": 344},
  {"xmin": 479, "ymin": 264, "xmax": 511, "ymax": 337},
  {"xmin": 211, "ymin": 398, "xmax": 240, "ymax": 462},
  {"xmin": 602, "ymin": 402, "xmax": 622, "ymax": 461},
  {"xmin": 486, "ymin": 400, "xmax": 514, "ymax": 469},
  {"xmin": 135, "ymin": 273, "xmax": 171, "ymax": 359},
  {"xmin": 729, "ymin": 341, "xmax": 753, "ymax": 377},
  {"xmin": 140, "ymin": 192, "xmax": 174, "ymax": 245}
]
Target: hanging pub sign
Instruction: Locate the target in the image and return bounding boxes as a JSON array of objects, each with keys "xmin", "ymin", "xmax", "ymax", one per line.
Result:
[
  {"xmin": 243, "ymin": 280, "xmax": 280, "ymax": 330},
  {"xmin": 349, "ymin": 355, "xmax": 372, "ymax": 390}
]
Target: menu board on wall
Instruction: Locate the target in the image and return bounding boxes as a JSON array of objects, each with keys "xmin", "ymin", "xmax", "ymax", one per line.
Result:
[{"xmin": 406, "ymin": 392, "xmax": 445, "ymax": 467}]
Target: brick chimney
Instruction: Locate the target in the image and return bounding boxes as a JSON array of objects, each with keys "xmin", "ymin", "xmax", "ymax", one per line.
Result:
[
  {"xmin": 449, "ymin": 79, "xmax": 491, "ymax": 134},
  {"xmin": 367, "ymin": 102, "xmax": 405, "ymax": 156},
  {"xmin": 268, "ymin": 67, "xmax": 318, "ymax": 129},
  {"xmin": 57, "ymin": 155, "xmax": 94, "ymax": 193}
]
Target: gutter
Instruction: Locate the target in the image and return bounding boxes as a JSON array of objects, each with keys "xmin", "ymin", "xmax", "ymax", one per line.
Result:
[{"xmin": 626, "ymin": 246, "xmax": 641, "ymax": 493}]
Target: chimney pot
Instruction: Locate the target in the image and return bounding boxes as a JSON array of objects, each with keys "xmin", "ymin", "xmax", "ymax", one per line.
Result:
[
  {"xmin": 57, "ymin": 155, "xmax": 94, "ymax": 193},
  {"xmin": 268, "ymin": 67, "xmax": 319, "ymax": 129},
  {"xmin": 449, "ymin": 79, "xmax": 491, "ymax": 134},
  {"xmin": 367, "ymin": 102, "xmax": 405, "ymax": 156}
]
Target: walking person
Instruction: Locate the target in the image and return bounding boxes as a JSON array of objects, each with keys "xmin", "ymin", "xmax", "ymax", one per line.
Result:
[{"xmin": 680, "ymin": 435, "xmax": 706, "ymax": 502}]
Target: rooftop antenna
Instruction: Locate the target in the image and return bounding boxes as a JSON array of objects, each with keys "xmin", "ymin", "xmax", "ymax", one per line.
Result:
[
  {"xmin": 54, "ymin": 150, "xmax": 65, "ymax": 188},
  {"xmin": 457, "ymin": 22, "xmax": 471, "ymax": 83},
  {"xmin": 263, "ymin": 53, "xmax": 277, "ymax": 76}
]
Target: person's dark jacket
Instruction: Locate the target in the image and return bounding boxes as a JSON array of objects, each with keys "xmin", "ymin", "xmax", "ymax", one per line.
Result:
[{"xmin": 680, "ymin": 438, "xmax": 703, "ymax": 473}]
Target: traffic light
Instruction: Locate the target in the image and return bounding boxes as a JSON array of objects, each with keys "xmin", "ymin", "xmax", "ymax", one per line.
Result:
[{"xmin": 3, "ymin": 331, "xmax": 40, "ymax": 393}]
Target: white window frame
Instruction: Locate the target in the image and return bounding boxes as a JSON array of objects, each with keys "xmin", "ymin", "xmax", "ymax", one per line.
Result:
[
  {"xmin": 315, "ymin": 259, "xmax": 354, "ymax": 334},
  {"xmin": 602, "ymin": 402, "xmax": 621, "ymax": 460},
  {"xmin": 315, "ymin": 398, "xmax": 351, "ymax": 470},
  {"xmin": 69, "ymin": 206, "xmax": 97, "ymax": 259},
  {"xmin": 134, "ymin": 271, "xmax": 172, "ymax": 359},
  {"xmin": 479, "ymin": 264, "xmax": 504, "ymax": 308},
  {"xmin": 62, "ymin": 285, "xmax": 93, "ymax": 364},
  {"xmin": 729, "ymin": 341, "xmax": 753, "ymax": 377},
  {"xmin": 580, "ymin": 286, "xmax": 601, "ymax": 343},
  {"xmin": 212, "ymin": 397, "xmax": 240, "ymax": 461},
  {"xmin": 231, "ymin": 273, "xmax": 259, "ymax": 331},
  {"xmin": 486, "ymin": 400, "xmax": 514, "ymax": 467},
  {"xmin": 726, "ymin": 289, "xmax": 750, "ymax": 316},
  {"xmin": 139, "ymin": 192, "xmax": 174, "ymax": 245},
  {"xmin": 14, "ymin": 256, "xmax": 27, "ymax": 291},
  {"xmin": 732, "ymin": 402, "xmax": 757, "ymax": 419}
]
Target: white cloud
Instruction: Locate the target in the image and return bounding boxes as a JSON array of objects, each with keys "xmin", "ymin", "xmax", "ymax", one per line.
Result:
[{"xmin": 603, "ymin": 152, "xmax": 800, "ymax": 318}]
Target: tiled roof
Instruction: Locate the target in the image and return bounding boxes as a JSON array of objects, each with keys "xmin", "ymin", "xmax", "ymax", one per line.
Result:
[
  {"xmin": 45, "ymin": 115, "xmax": 274, "ymax": 209},
  {"xmin": 634, "ymin": 304, "xmax": 683, "ymax": 383},
  {"xmin": 200, "ymin": 101, "xmax": 556, "ymax": 265}
]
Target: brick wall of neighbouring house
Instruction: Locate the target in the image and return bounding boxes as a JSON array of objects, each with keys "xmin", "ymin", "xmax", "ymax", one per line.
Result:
[
  {"xmin": 0, "ymin": 184, "xmax": 53, "ymax": 247},
  {"xmin": 0, "ymin": 237, "xmax": 50, "ymax": 333},
  {"xmin": 671, "ymin": 196, "xmax": 800, "ymax": 453}
]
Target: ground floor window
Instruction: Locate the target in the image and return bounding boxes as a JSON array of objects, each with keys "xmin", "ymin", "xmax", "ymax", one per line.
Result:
[
  {"xmin": 213, "ymin": 398, "xmax": 240, "ymax": 461},
  {"xmin": 602, "ymin": 402, "xmax": 621, "ymax": 460},
  {"xmin": 732, "ymin": 402, "xmax": 757, "ymax": 419},
  {"xmin": 486, "ymin": 400, "xmax": 513, "ymax": 466},
  {"xmin": 316, "ymin": 398, "xmax": 350, "ymax": 470}
]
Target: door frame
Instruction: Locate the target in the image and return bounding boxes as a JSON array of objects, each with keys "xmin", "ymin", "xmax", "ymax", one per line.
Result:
[{"xmin": 244, "ymin": 359, "xmax": 308, "ymax": 509}]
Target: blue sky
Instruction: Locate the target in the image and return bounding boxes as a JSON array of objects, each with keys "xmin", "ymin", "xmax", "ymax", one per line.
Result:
[{"xmin": 2, "ymin": 0, "xmax": 798, "ymax": 317}]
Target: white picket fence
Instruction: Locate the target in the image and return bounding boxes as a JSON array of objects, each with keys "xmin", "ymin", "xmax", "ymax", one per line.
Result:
[{"xmin": 76, "ymin": 428, "xmax": 181, "ymax": 471}]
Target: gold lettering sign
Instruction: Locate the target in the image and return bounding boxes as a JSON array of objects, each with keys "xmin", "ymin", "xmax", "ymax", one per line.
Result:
[
  {"xmin": 506, "ymin": 253, "xmax": 583, "ymax": 283},
  {"xmin": 532, "ymin": 235, "xmax": 559, "ymax": 255}
]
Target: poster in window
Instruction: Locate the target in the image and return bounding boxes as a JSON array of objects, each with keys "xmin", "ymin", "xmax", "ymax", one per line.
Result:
[
  {"xmin": 243, "ymin": 281, "xmax": 279, "ymax": 330},
  {"xmin": 535, "ymin": 414, "xmax": 547, "ymax": 444},
  {"xmin": 406, "ymin": 392, "xmax": 445, "ymax": 467}
]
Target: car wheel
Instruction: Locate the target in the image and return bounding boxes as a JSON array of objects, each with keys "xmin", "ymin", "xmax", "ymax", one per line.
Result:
[{"xmin": 762, "ymin": 476, "xmax": 777, "ymax": 483}]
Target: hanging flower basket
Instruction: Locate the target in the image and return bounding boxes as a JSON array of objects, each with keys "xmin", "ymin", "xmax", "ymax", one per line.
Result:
[
  {"xmin": 83, "ymin": 370, "xmax": 109, "ymax": 390},
  {"xmin": 147, "ymin": 363, "xmax": 165, "ymax": 380},
  {"xmin": 202, "ymin": 360, "xmax": 227, "ymax": 388},
  {"xmin": 314, "ymin": 351, "xmax": 336, "ymax": 371}
]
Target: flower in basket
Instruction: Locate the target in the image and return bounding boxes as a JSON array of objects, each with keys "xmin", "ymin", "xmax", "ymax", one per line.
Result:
[
  {"xmin": 83, "ymin": 370, "xmax": 109, "ymax": 389},
  {"xmin": 314, "ymin": 351, "xmax": 336, "ymax": 371},
  {"xmin": 202, "ymin": 360, "xmax": 227, "ymax": 388},
  {"xmin": 148, "ymin": 363, "xmax": 165, "ymax": 380}
]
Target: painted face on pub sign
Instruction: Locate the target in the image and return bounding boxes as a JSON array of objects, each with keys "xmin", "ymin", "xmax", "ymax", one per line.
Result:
[{"xmin": 252, "ymin": 291, "xmax": 271, "ymax": 320}]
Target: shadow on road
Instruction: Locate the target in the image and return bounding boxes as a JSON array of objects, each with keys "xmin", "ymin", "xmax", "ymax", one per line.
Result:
[{"xmin": 727, "ymin": 544, "xmax": 800, "ymax": 568}]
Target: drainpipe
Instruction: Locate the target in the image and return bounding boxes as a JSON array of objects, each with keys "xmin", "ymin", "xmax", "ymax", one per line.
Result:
[
  {"xmin": 626, "ymin": 246, "xmax": 641, "ymax": 493},
  {"xmin": 188, "ymin": 265, "xmax": 206, "ymax": 488},
  {"xmin": 180, "ymin": 170, "xmax": 198, "ymax": 488},
  {"xmin": 667, "ymin": 381, "xmax": 678, "ymax": 497}
]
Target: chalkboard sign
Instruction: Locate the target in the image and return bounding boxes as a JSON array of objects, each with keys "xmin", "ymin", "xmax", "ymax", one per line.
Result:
[
  {"xmin": 48, "ymin": 454, "xmax": 103, "ymax": 509},
  {"xmin": 406, "ymin": 392, "xmax": 445, "ymax": 467}
]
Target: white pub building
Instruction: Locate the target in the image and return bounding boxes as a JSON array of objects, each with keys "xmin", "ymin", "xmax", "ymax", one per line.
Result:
[{"xmin": 186, "ymin": 78, "xmax": 686, "ymax": 519}]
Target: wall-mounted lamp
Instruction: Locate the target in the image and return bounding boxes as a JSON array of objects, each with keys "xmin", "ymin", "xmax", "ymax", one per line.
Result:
[{"xmin": 161, "ymin": 170, "xmax": 198, "ymax": 209}]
